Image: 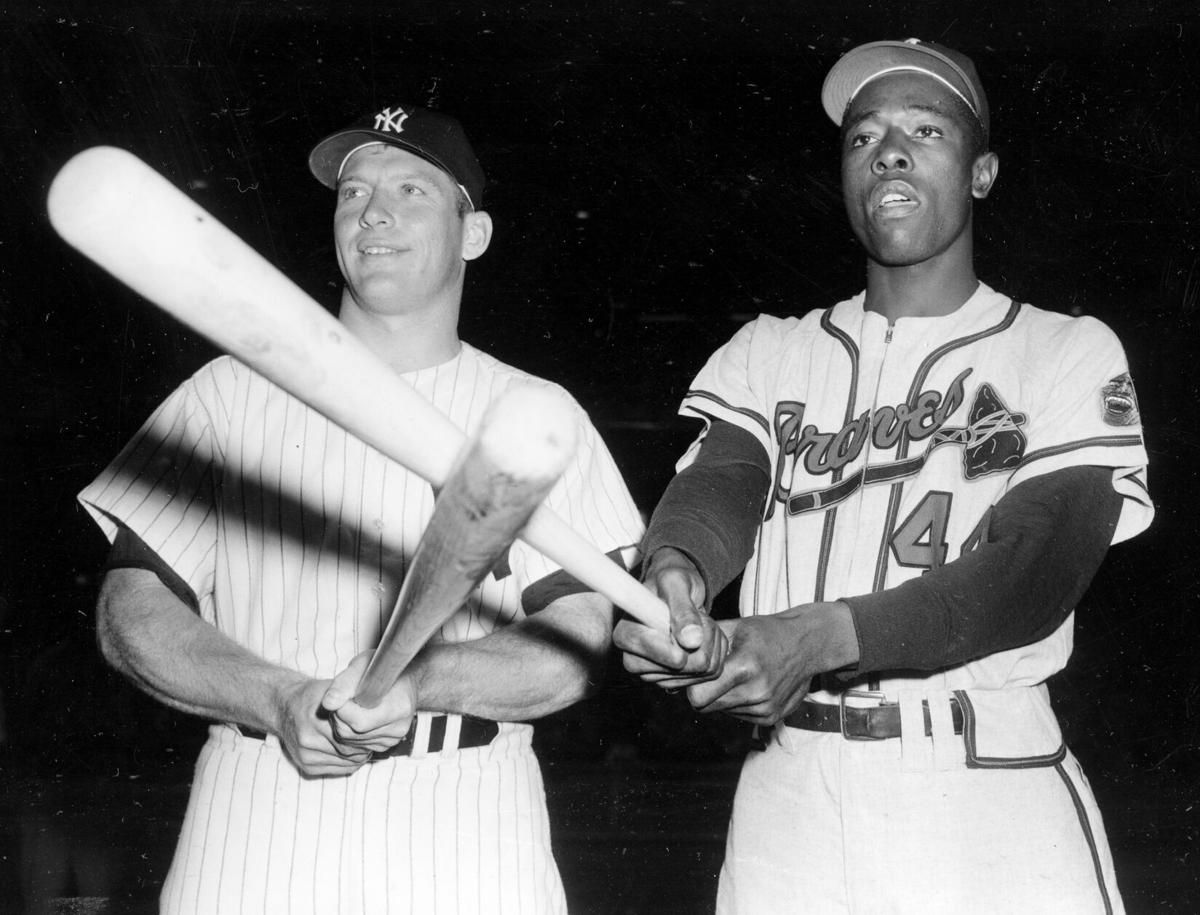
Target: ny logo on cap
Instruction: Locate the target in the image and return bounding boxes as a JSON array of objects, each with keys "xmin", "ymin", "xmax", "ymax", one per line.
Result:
[{"xmin": 373, "ymin": 106, "xmax": 409, "ymax": 134}]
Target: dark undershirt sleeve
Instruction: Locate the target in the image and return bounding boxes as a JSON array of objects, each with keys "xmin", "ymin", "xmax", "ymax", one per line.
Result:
[
  {"xmin": 105, "ymin": 524, "xmax": 201, "ymax": 614},
  {"xmin": 641, "ymin": 420, "xmax": 770, "ymax": 605},
  {"xmin": 520, "ymin": 547, "xmax": 636, "ymax": 615},
  {"xmin": 841, "ymin": 464, "xmax": 1123, "ymax": 677}
]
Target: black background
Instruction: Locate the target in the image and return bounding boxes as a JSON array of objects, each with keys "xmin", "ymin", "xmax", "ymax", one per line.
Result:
[{"xmin": 2, "ymin": 1, "xmax": 1198, "ymax": 912}]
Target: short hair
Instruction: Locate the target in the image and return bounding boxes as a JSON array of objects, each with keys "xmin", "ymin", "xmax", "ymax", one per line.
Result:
[{"xmin": 453, "ymin": 184, "xmax": 472, "ymax": 219}]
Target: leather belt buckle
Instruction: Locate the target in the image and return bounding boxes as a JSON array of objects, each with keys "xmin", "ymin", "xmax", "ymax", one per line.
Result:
[{"xmin": 839, "ymin": 688, "xmax": 889, "ymax": 741}]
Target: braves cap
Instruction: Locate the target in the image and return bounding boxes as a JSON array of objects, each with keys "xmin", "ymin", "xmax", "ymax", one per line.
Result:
[
  {"xmin": 308, "ymin": 103, "xmax": 486, "ymax": 210},
  {"xmin": 821, "ymin": 39, "xmax": 989, "ymax": 143}
]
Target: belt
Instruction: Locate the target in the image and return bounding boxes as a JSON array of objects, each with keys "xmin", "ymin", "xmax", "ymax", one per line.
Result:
[
  {"xmin": 236, "ymin": 714, "xmax": 500, "ymax": 758},
  {"xmin": 783, "ymin": 693, "xmax": 964, "ymax": 741}
]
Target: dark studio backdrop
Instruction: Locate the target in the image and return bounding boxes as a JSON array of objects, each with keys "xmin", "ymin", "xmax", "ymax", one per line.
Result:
[{"xmin": 1, "ymin": 1, "xmax": 1198, "ymax": 912}]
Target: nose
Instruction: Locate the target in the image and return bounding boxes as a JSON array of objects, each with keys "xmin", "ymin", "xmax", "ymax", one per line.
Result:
[
  {"xmin": 872, "ymin": 130, "xmax": 910, "ymax": 174},
  {"xmin": 358, "ymin": 191, "xmax": 394, "ymax": 228}
]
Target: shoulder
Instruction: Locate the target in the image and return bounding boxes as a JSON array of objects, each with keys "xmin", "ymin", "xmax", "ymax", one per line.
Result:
[
  {"xmin": 461, "ymin": 343, "xmax": 591, "ymax": 419},
  {"xmin": 186, "ymin": 354, "xmax": 291, "ymax": 402},
  {"xmin": 188, "ymin": 355, "xmax": 259, "ymax": 390},
  {"xmin": 1012, "ymin": 302, "xmax": 1126, "ymax": 353},
  {"xmin": 725, "ymin": 305, "xmax": 834, "ymax": 350}
]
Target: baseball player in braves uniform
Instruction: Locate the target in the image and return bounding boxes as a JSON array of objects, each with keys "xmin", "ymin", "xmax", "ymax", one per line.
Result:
[
  {"xmin": 79, "ymin": 103, "xmax": 644, "ymax": 914},
  {"xmin": 615, "ymin": 39, "xmax": 1153, "ymax": 913}
]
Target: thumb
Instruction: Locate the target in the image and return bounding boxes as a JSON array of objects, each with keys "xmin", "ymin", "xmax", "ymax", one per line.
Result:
[
  {"xmin": 320, "ymin": 650, "xmax": 374, "ymax": 712},
  {"xmin": 671, "ymin": 601, "xmax": 707, "ymax": 651},
  {"xmin": 658, "ymin": 574, "xmax": 706, "ymax": 651}
]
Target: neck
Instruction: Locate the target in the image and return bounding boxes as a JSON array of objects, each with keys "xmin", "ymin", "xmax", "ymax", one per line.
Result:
[
  {"xmin": 863, "ymin": 232, "xmax": 979, "ymax": 322},
  {"xmin": 338, "ymin": 293, "xmax": 462, "ymax": 373}
]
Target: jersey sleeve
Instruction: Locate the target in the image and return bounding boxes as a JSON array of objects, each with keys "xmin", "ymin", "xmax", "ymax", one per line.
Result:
[
  {"xmin": 1009, "ymin": 315, "xmax": 1153, "ymax": 544},
  {"xmin": 77, "ymin": 360, "xmax": 230, "ymax": 605},
  {"xmin": 641, "ymin": 421, "xmax": 770, "ymax": 604},
  {"xmin": 506, "ymin": 394, "xmax": 645, "ymax": 603},
  {"xmin": 677, "ymin": 317, "xmax": 782, "ymax": 465},
  {"xmin": 843, "ymin": 464, "xmax": 1121, "ymax": 675}
]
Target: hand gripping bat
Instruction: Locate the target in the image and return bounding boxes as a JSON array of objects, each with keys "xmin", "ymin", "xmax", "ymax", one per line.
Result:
[{"xmin": 46, "ymin": 146, "xmax": 669, "ymax": 633}]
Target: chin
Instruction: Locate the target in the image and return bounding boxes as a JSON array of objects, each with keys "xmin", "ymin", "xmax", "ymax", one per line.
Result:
[{"xmin": 865, "ymin": 241, "xmax": 928, "ymax": 268}]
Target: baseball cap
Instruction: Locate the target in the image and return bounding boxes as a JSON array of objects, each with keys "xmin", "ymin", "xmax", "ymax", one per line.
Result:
[
  {"xmin": 308, "ymin": 103, "xmax": 486, "ymax": 210},
  {"xmin": 820, "ymin": 39, "xmax": 989, "ymax": 143}
]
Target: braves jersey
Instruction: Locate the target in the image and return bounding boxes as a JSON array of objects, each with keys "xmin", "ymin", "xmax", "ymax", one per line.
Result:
[
  {"xmin": 680, "ymin": 282, "xmax": 1152, "ymax": 698},
  {"xmin": 683, "ymin": 283, "xmax": 1151, "ymax": 914},
  {"xmin": 77, "ymin": 342, "xmax": 644, "ymax": 915}
]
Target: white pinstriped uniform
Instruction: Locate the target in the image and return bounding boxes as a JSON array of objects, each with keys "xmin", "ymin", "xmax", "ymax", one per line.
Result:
[
  {"xmin": 676, "ymin": 284, "xmax": 1153, "ymax": 913},
  {"xmin": 79, "ymin": 342, "xmax": 644, "ymax": 915}
]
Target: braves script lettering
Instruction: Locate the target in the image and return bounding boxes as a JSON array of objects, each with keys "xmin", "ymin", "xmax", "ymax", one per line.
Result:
[{"xmin": 767, "ymin": 369, "xmax": 978, "ymax": 518}]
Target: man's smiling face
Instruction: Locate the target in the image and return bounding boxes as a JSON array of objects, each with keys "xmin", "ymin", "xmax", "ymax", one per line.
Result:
[
  {"xmin": 334, "ymin": 144, "xmax": 473, "ymax": 318},
  {"xmin": 840, "ymin": 70, "xmax": 996, "ymax": 269}
]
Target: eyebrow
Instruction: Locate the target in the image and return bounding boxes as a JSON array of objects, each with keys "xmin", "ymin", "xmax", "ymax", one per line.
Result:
[{"xmin": 337, "ymin": 170, "xmax": 445, "ymax": 191}]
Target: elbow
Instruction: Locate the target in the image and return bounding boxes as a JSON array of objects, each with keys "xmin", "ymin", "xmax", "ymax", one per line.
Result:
[{"xmin": 94, "ymin": 573, "xmax": 137, "ymax": 676}]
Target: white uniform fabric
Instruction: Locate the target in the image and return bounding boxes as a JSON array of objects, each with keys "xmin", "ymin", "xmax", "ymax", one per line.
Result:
[
  {"xmin": 79, "ymin": 343, "xmax": 645, "ymax": 915},
  {"xmin": 677, "ymin": 283, "xmax": 1153, "ymax": 914}
]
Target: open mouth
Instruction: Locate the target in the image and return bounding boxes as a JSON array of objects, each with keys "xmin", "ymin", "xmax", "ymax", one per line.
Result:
[
  {"xmin": 870, "ymin": 184, "xmax": 920, "ymax": 218},
  {"xmin": 879, "ymin": 192, "xmax": 913, "ymax": 208},
  {"xmin": 360, "ymin": 245, "xmax": 404, "ymax": 255}
]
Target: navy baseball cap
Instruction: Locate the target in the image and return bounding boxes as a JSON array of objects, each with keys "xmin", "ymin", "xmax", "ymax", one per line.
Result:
[
  {"xmin": 821, "ymin": 39, "xmax": 989, "ymax": 144},
  {"xmin": 308, "ymin": 103, "xmax": 486, "ymax": 210}
]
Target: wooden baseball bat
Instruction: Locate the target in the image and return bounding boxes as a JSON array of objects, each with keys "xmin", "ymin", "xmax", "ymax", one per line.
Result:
[
  {"xmin": 353, "ymin": 385, "xmax": 577, "ymax": 708},
  {"xmin": 47, "ymin": 146, "xmax": 668, "ymax": 631}
]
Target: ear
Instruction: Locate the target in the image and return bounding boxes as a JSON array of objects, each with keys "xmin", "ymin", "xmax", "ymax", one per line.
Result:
[
  {"xmin": 461, "ymin": 210, "xmax": 493, "ymax": 261},
  {"xmin": 971, "ymin": 151, "xmax": 1000, "ymax": 199}
]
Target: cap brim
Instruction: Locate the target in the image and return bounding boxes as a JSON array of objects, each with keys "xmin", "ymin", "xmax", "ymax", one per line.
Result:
[
  {"xmin": 307, "ymin": 129, "xmax": 467, "ymax": 203},
  {"xmin": 821, "ymin": 41, "xmax": 977, "ymax": 126}
]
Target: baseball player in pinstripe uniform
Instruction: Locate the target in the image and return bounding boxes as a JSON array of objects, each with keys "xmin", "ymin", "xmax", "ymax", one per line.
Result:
[
  {"xmin": 615, "ymin": 39, "xmax": 1153, "ymax": 913},
  {"xmin": 79, "ymin": 103, "xmax": 644, "ymax": 914}
]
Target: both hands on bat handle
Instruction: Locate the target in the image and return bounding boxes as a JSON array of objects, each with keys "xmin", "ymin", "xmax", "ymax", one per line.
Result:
[
  {"xmin": 615, "ymin": 547, "xmax": 860, "ymax": 726},
  {"xmin": 320, "ymin": 650, "xmax": 418, "ymax": 756},
  {"xmin": 319, "ymin": 384, "xmax": 579, "ymax": 757},
  {"xmin": 614, "ymin": 546, "xmax": 729, "ymax": 692}
]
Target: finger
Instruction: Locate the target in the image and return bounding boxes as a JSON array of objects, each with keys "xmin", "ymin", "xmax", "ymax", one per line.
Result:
[
  {"xmin": 321, "ymin": 650, "xmax": 375, "ymax": 712},
  {"xmin": 686, "ymin": 669, "xmax": 751, "ymax": 713},
  {"xmin": 298, "ymin": 754, "xmax": 369, "ymax": 777},
  {"xmin": 330, "ymin": 702, "xmax": 379, "ymax": 737},
  {"xmin": 614, "ymin": 620, "xmax": 689, "ymax": 670},
  {"xmin": 335, "ymin": 734, "xmax": 400, "ymax": 754},
  {"xmin": 330, "ymin": 715, "xmax": 407, "ymax": 747},
  {"xmin": 289, "ymin": 737, "xmax": 370, "ymax": 774}
]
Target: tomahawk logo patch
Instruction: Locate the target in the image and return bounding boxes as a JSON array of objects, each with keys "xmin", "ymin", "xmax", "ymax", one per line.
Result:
[
  {"xmin": 958, "ymin": 383, "xmax": 1027, "ymax": 479},
  {"xmin": 1101, "ymin": 373, "xmax": 1140, "ymax": 427}
]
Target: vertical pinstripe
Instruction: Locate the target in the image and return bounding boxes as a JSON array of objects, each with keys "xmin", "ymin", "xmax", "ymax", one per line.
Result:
[{"xmin": 79, "ymin": 343, "xmax": 642, "ymax": 914}]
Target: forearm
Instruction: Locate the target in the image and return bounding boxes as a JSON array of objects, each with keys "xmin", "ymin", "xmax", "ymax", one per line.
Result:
[
  {"xmin": 97, "ymin": 567, "xmax": 306, "ymax": 732},
  {"xmin": 843, "ymin": 466, "xmax": 1121, "ymax": 675},
  {"xmin": 407, "ymin": 593, "xmax": 613, "ymax": 721}
]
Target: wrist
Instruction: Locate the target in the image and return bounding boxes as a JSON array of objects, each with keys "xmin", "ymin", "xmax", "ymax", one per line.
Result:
[
  {"xmin": 644, "ymin": 546, "xmax": 697, "ymax": 576},
  {"xmin": 782, "ymin": 601, "xmax": 860, "ymax": 674},
  {"xmin": 815, "ymin": 600, "xmax": 860, "ymax": 672},
  {"xmin": 266, "ymin": 668, "xmax": 311, "ymax": 733}
]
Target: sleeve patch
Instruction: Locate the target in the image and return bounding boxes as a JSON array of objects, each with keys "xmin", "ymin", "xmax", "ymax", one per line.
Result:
[{"xmin": 1101, "ymin": 373, "xmax": 1140, "ymax": 427}]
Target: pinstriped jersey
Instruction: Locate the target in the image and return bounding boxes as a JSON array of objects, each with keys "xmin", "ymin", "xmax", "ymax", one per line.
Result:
[
  {"xmin": 79, "ymin": 343, "xmax": 644, "ymax": 680},
  {"xmin": 678, "ymin": 282, "xmax": 1153, "ymax": 696}
]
